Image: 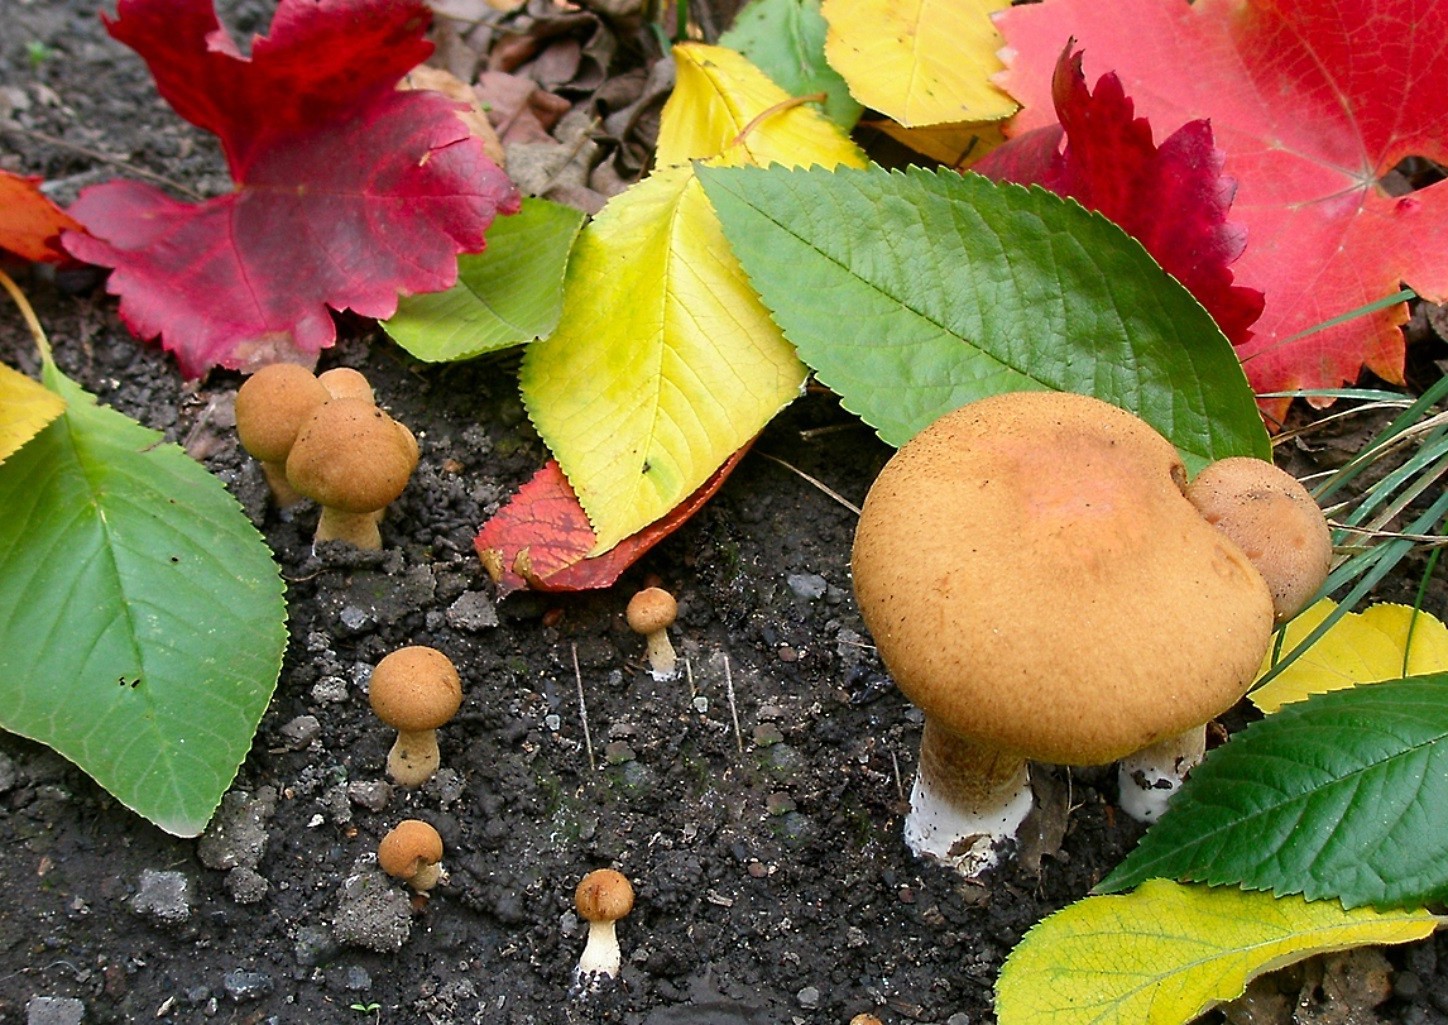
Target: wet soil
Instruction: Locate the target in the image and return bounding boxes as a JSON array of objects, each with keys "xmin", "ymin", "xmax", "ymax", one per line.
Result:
[{"xmin": 2, "ymin": 2, "xmax": 1447, "ymax": 1024}]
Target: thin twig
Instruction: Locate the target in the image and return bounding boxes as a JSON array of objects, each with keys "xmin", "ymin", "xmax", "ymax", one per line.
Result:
[
  {"xmin": 889, "ymin": 748, "xmax": 904, "ymax": 803},
  {"xmin": 684, "ymin": 656, "xmax": 696, "ymax": 699},
  {"xmin": 571, "ymin": 643, "xmax": 595, "ymax": 772},
  {"xmin": 723, "ymin": 655, "xmax": 743, "ymax": 754},
  {"xmin": 756, "ymin": 451, "xmax": 862, "ymax": 515}
]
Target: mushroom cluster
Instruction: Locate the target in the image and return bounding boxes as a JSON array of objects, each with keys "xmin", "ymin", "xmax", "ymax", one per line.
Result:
[
  {"xmin": 233, "ymin": 363, "xmax": 417, "ymax": 549},
  {"xmin": 851, "ymin": 391, "xmax": 1329, "ymax": 873}
]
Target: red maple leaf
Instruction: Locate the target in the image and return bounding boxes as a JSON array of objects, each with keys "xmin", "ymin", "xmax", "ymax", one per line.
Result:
[
  {"xmin": 996, "ymin": 0, "xmax": 1448, "ymax": 414},
  {"xmin": 476, "ymin": 449, "xmax": 750, "ymax": 597},
  {"xmin": 62, "ymin": 0, "xmax": 520, "ymax": 377},
  {"xmin": 976, "ymin": 48, "xmax": 1264, "ymax": 349},
  {"xmin": 0, "ymin": 171, "xmax": 85, "ymax": 263}
]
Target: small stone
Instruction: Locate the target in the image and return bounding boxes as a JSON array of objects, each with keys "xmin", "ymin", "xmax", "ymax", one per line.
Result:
[
  {"xmin": 331, "ymin": 869, "xmax": 412, "ymax": 952},
  {"xmin": 692, "ymin": 695, "xmax": 709, "ymax": 713},
  {"xmin": 753, "ymin": 723, "xmax": 785, "ymax": 748},
  {"xmin": 946, "ymin": 1014, "xmax": 973, "ymax": 1025},
  {"xmin": 346, "ymin": 780, "xmax": 391, "ymax": 813},
  {"xmin": 293, "ymin": 924, "xmax": 338, "ymax": 968},
  {"xmin": 25, "ymin": 996, "xmax": 85, "ymax": 1025},
  {"xmin": 765, "ymin": 793, "xmax": 796, "ymax": 816},
  {"xmin": 310, "ymin": 675, "xmax": 349, "ymax": 704},
  {"xmin": 279, "ymin": 715, "xmax": 321, "ymax": 750},
  {"xmin": 786, "ymin": 573, "xmax": 828, "ymax": 600},
  {"xmin": 603, "ymin": 741, "xmax": 636, "ymax": 765},
  {"xmin": 225, "ymin": 867, "xmax": 269, "ymax": 905},
  {"xmin": 198, "ymin": 791, "xmax": 273, "ymax": 872},
  {"xmin": 796, "ymin": 986, "xmax": 821, "ymax": 1010},
  {"xmin": 0, "ymin": 751, "xmax": 17, "ymax": 794},
  {"xmin": 343, "ymin": 966, "xmax": 372, "ymax": 991},
  {"xmin": 221, "ymin": 969, "xmax": 274, "ymax": 1003},
  {"xmin": 131, "ymin": 869, "xmax": 192, "ymax": 924},
  {"xmin": 446, "ymin": 591, "xmax": 499, "ymax": 631}
]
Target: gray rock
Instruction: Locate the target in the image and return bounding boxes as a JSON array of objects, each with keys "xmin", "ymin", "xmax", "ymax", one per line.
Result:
[
  {"xmin": 330, "ymin": 869, "xmax": 412, "ymax": 952},
  {"xmin": 279, "ymin": 715, "xmax": 321, "ymax": 750},
  {"xmin": 795, "ymin": 986, "xmax": 821, "ymax": 1009},
  {"xmin": 446, "ymin": 590, "xmax": 499, "ymax": 631},
  {"xmin": 224, "ymin": 867, "xmax": 269, "ymax": 905},
  {"xmin": 26, "ymin": 996, "xmax": 85, "ymax": 1025},
  {"xmin": 0, "ymin": 751, "xmax": 17, "ymax": 794},
  {"xmin": 198, "ymin": 790, "xmax": 274, "ymax": 871},
  {"xmin": 131, "ymin": 869, "xmax": 191, "ymax": 924},
  {"xmin": 310, "ymin": 675, "xmax": 349, "ymax": 704},
  {"xmin": 293, "ymin": 924, "xmax": 339, "ymax": 968},
  {"xmin": 346, "ymin": 780, "xmax": 391, "ymax": 813},
  {"xmin": 222, "ymin": 969, "xmax": 274, "ymax": 1002},
  {"xmin": 786, "ymin": 572, "xmax": 828, "ymax": 600}
]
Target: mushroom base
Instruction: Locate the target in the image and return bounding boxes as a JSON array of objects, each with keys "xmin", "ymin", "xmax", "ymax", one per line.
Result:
[
  {"xmin": 387, "ymin": 730, "xmax": 442, "ymax": 787},
  {"xmin": 1117, "ymin": 726, "xmax": 1207, "ymax": 823},
  {"xmin": 316, "ymin": 506, "xmax": 384, "ymax": 550},
  {"xmin": 571, "ymin": 921, "xmax": 622, "ymax": 998},
  {"xmin": 904, "ymin": 720, "xmax": 1033, "ymax": 876}
]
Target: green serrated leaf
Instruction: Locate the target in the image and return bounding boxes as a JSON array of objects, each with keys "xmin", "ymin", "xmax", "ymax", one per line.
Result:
[
  {"xmin": 1100, "ymin": 673, "xmax": 1448, "ymax": 909},
  {"xmin": 382, "ymin": 197, "xmax": 585, "ymax": 362},
  {"xmin": 697, "ymin": 164, "xmax": 1270, "ymax": 470},
  {"xmin": 0, "ymin": 364, "xmax": 287, "ymax": 836},
  {"xmin": 719, "ymin": 0, "xmax": 862, "ymax": 130}
]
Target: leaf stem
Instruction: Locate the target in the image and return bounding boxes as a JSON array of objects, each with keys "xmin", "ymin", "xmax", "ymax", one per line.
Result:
[
  {"xmin": 0, "ymin": 267, "xmax": 55, "ymax": 367},
  {"xmin": 730, "ymin": 93, "xmax": 830, "ymax": 150}
]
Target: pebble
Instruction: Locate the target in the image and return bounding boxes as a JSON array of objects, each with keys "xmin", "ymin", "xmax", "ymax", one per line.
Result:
[
  {"xmin": 330, "ymin": 869, "xmax": 412, "ymax": 952},
  {"xmin": 197, "ymin": 790, "xmax": 274, "ymax": 872},
  {"xmin": 346, "ymin": 780, "xmax": 391, "ymax": 813},
  {"xmin": 131, "ymin": 869, "xmax": 192, "ymax": 924},
  {"xmin": 786, "ymin": 573, "xmax": 828, "ymax": 600},
  {"xmin": 946, "ymin": 1015, "xmax": 972, "ymax": 1025},
  {"xmin": 796, "ymin": 986, "xmax": 821, "ymax": 1009},
  {"xmin": 310, "ymin": 675, "xmax": 349, "ymax": 703},
  {"xmin": 25, "ymin": 996, "xmax": 84, "ymax": 1025},
  {"xmin": 446, "ymin": 591, "xmax": 499, "ymax": 631},
  {"xmin": 222, "ymin": 969, "xmax": 274, "ymax": 1003},
  {"xmin": 225, "ymin": 867, "xmax": 269, "ymax": 905},
  {"xmin": 279, "ymin": 715, "xmax": 321, "ymax": 750},
  {"xmin": 0, "ymin": 751, "xmax": 17, "ymax": 793}
]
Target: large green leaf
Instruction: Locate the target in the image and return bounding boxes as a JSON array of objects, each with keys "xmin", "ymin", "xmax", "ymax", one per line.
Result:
[
  {"xmin": 697, "ymin": 164, "xmax": 1270, "ymax": 470},
  {"xmin": 1100, "ymin": 673, "xmax": 1448, "ymax": 910},
  {"xmin": 719, "ymin": 0, "xmax": 862, "ymax": 130},
  {"xmin": 382, "ymin": 197, "xmax": 585, "ymax": 362},
  {"xmin": 0, "ymin": 363, "xmax": 287, "ymax": 836}
]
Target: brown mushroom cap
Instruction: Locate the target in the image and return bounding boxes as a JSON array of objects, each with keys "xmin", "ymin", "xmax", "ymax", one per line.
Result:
[
  {"xmin": 369, "ymin": 646, "xmax": 463, "ymax": 732},
  {"xmin": 317, "ymin": 366, "xmax": 375, "ymax": 404},
  {"xmin": 377, "ymin": 819, "xmax": 443, "ymax": 879},
  {"xmin": 851, "ymin": 391, "xmax": 1275, "ymax": 766},
  {"xmin": 234, "ymin": 363, "xmax": 329, "ymax": 463},
  {"xmin": 1185, "ymin": 456, "xmax": 1332, "ymax": 621},
  {"xmin": 575, "ymin": 868, "xmax": 634, "ymax": 923},
  {"xmin": 286, "ymin": 398, "xmax": 416, "ymax": 513},
  {"xmin": 626, "ymin": 587, "xmax": 677, "ymax": 635}
]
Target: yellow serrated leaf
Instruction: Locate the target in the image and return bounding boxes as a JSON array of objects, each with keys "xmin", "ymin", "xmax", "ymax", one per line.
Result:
[
  {"xmin": 821, "ymin": 0, "xmax": 1017, "ymax": 128},
  {"xmin": 520, "ymin": 164, "xmax": 806, "ymax": 554},
  {"xmin": 656, "ymin": 43, "xmax": 867, "ymax": 171},
  {"xmin": 1251, "ymin": 599, "xmax": 1448, "ymax": 713},
  {"xmin": 0, "ymin": 362, "xmax": 65, "ymax": 466},
  {"xmin": 996, "ymin": 879, "xmax": 1437, "ymax": 1025},
  {"xmin": 867, "ymin": 117, "xmax": 1007, "ymax": 169}
]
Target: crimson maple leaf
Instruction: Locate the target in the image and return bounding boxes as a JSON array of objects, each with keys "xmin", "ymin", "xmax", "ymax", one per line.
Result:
[
  {"xmin": 976, "ymin": 48, "xmax": 1264, "ymax": 350},
  {"xmin": 0, "ymin": 171, "xmax": 85, "ymax": 263},
  {"xmin": 996, "ymin": 0, "xmax": 1448, "ymax": 417},
  {"xmin": 63, "ymin": 0, "xmax": 520, "ymax": 377}
]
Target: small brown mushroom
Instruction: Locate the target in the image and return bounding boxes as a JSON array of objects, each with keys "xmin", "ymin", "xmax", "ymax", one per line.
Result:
[
  {"xmin": 626, "ymin": 587, "xmax": 679, "ymax": 681},
  {"xmin": 572, "ymin": 868, "xmax": 634, "ymax": 995},
  {"xmin": 286, "ymin": 397, "xmax": 417, "ymax": 549},
  {"xmin": 233, "ymin": 362, "xmax": 329, "ymax": 506},
  {"xmin": 317, "ymin": 366, "xmax": 375, "ymax": 404},
  {"xmin": 368, "ymin": 646, "xmax": 463, "ymax": 786},
  {"xmin": 378, "ymin": 819, "xmax": 445, "ymax": 892}
]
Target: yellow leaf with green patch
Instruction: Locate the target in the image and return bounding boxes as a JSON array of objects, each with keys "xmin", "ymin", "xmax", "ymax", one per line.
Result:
[
  {"xmin": 821, "ymin": 0, "xmax": 1017, "ymax": 127},
  {"xmin": 656, "ymin": 42, "xmax": 867, "ymax": 170},
  {"xmin": 523, "ymin": 45, "xmax": 864, "ymax": 554},
  {"xmin": 1252, "ymin": 599, "xmax": 1448, "ymax": 713},
  {"xmin": 0, "ymin": 362, "xmax": 65, "ymax": 466},
  {"xmin": 996, "ymin": 879, "xmax": 1437, "ymax": 1025}
]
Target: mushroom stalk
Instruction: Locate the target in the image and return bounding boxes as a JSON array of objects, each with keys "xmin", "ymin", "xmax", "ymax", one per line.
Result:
[
  {"xmin": 904, "ymin": 719, "xmax": 1033, "ymax": 875},
  {"xmin": 316, "ymin": 506, "xmax": 383, "ymax": 550},
  {"xmin": 574, "ymin": 919, "xmax": 622, "ymax": 988},
  {"xmin": 1117, "ymin": 726, "xmax": 1206, "ymax": 823},
  {"xmin": 387, "ymin": 728, "xmax": 442, "ymax": 787}
]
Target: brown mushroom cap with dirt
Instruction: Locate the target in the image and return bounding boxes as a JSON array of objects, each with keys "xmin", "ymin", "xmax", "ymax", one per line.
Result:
[
  {"xmin": 368, "ymin": 646, "xmax": 463, "ymax": 786},
  {"xmin": 377, "ymin": 818, "xmax": 445, "ymax": 892},
  {"xmin": 234, "ymin": 362, "xmax": 329, "ymax": 507},
  {"xmin": 850, "ymin": 390, "xmax": 1278, "ymax": 873}
]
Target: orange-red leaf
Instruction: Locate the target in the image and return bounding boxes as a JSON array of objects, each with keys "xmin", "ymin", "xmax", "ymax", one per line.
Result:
[
  {"xmin": 476, "ymin": 447, "xmax": 750, "ymax": 596},
  {"xmin": 0, "ymin": 171, "xmax": 84, "ymax": 263}
]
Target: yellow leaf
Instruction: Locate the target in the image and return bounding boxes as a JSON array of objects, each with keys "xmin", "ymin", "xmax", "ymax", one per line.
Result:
[
  {"xmin": 520, "ymin": 164, "xmax": 806, "ymax": 553},
  {"xmin": 996, "ymin": 879, "xmax": 1437, "ymax": 1025},
  {"xmin": 656, "ymin": 43, "xmax": 867, "ymax": 170},
  {"xmin": 867, "ymin": 117, "xmax": 1007, "ymax": 169},
  {"xmin": 821, "ymin": 0, "xmax": 1017, "ymax": 128},
  {"xmin": 0, "ymin": 362, "xmax": 65, "ymax": 466},
  {"xmin": 1252, "ymin": 599, "xmax": 1448, "ymax": 713}
]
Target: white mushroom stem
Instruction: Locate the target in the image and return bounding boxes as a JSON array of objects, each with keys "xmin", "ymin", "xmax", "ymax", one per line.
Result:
[
  {"xmin": 643, "ymin": 630, "xmax": 678, "ymax": 682},
  {"xmin": 1117, "ymin": 726, "xmax": 1207, "ymax": 823},
  {"xmin": 387, "ymin": 729, "xmax": 442, "ymax": 787},
  {"xmin": 408, "ymin": 861, "xmax": 445, "ymax": 893},
  {"xmin": 573, "ymin": 919, "xmax": 622, "ymax": 991},
  {"xmin": 904, "ymin": 719, "xmax": 1034, "ymax": 877}
]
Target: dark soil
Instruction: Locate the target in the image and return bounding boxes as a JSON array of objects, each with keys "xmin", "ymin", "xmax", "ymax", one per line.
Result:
[{"xmin": 2, "ymin": 3, "xmax": 1447, "ymax": 1024}]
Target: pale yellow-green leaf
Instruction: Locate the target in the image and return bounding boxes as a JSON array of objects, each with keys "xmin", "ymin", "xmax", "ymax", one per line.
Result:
[
  {"xmin": 995, "ymin": 879, "xmax": 1437, "ymax": 1025},
  {"xmin": 519, "ymin": 163, "xmax": 806, "ymax": 553},
  {"xmin": 821, "ymin": 0, "xmax": 1017, "ymax": 127},
  {"xmin": 1251, "ymin": 599, "xmax": 1448, "ymax": 713},
  {"xmin": 655, "ymin": 43, "xmax": 866, "ymax": 170},
  {"xmin": 0, "ymin": 362, "xmax": 65, "ymax": 466}
]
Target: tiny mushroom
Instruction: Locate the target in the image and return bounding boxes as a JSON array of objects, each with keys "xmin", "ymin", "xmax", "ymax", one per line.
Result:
[
  {"xmin": 378, "ymin": 819, "xmax": 445, "ymax": 892},
  {"xmin": 851, "ymin": 391, "xmax": 1277, "ymax": 872},
  {"xmin": 626, "ymin": 587, "xmax": 679, "ymax": 681},
  {"xmin": 572, "ymin": 868, "xmax": 634, "ymax": 996},
  {"xmin": 368, "ymin": 646, "xmax": 463, "ymax": 786},
  {"xmin": 233, "ymin": 362, "xmax": 329, "ymax": 506},
  {"xmin": 286, "ymin": 397, "xmax": 419, "ymax": 549},
  {"xmin": 316, "ymin": 366, "xmax": 376, "ymax": 404}
]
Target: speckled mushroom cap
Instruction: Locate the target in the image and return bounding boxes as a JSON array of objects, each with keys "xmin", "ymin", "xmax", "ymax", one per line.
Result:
[
  {"xmin": 286, "ymin": 398, "xmax": 416, "ymax": 513},
  {"xmin": 377, "ymin": 819, "xmax": 443, "ymax": 879},
  {"xmin": 368, "ymin": 646, "xmax": 463, "ymax": 732},
  {"xmin": 575, "ymin": 869, "xmax": 634, "ymax": 923},
  {"xmin": 234, "ymin": 362, "xmax": 329, "ymax": 463},
  {"xmin": 850, "ymin": 391, "xmax": 1275, "ymax": 766},
  {"xmin": 626, "ymin": 588, "xmax": 677, "ymax": 635},
  {"xmin": 1185, "ymin": 456, "xmax": 1332, "ymax": 621}
]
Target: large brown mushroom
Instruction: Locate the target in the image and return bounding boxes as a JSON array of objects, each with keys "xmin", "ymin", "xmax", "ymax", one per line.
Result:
[
  {"xmin": 234, "ymin": 362, "xmax": 329, "ymax": 506},
  {"xmin": 851, "ymin": 391, "xmax": 1276, "ymax": 872},
  {"xmin": 368, "ymin": 646, "xmax": 463, "ymax": 786}
]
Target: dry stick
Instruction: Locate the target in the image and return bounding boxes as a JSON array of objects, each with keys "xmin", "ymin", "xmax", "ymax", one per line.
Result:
[
  {"xmin": 571, "ymin": 643, "xmax": 596, "ymax": 772},
  {"xmin": 685, "ymin": 656, "xmax": 696, "ymax": 699},
  {"xmin": 723, "ymin": 655, "xmax": 743, "ymax": 754},
  {"xmin": 888, "ymin": 748, "xmax": 904, "ymax": 803},
  {"xmin": 756, "ymin": 451, "xmax": 862, "ymax": 516}
]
